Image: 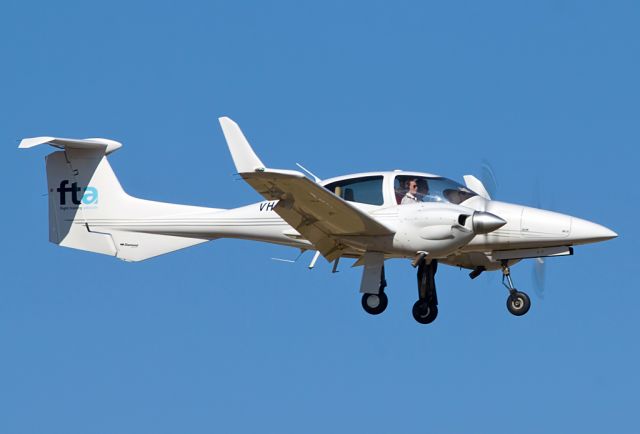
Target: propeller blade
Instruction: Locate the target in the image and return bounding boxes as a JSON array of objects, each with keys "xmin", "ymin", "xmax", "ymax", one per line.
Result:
[
  {"xmin": 476, "ymin": 161, "xmax": 547, "ymax": 300},
  {"xmin": 532, "ymin": 257, "xmax": 546, "ymax": 299},
  {"xmin": 532, "ymin": 177, "xmax": 543, "ymax": 209},
  {"xmin": 480, "ymin": 160, "xmax": 498, "ymax": 200},
  {"xmin": 530, "ymin": 176, "xmax": 547, "ymax": 299}
]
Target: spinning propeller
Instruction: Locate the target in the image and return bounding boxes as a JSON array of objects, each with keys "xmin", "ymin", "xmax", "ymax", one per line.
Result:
[{"xmin": 473, "ymin": 160, "xmax": 547, "ymax": 299}]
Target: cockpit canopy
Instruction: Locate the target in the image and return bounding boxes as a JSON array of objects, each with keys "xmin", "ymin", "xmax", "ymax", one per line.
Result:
[
  {"xmin": 322, "ymin": 172, "xmax": 477, "ymax": 207},
  {"xmin": 394, "ymin": 175, "xmax": 477, "ymax": 205}
]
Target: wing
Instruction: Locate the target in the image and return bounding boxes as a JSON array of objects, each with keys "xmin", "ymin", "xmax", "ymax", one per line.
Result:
[{"xmin": 219, "ymin": 117, "xmax": 393, "ymax": 261}]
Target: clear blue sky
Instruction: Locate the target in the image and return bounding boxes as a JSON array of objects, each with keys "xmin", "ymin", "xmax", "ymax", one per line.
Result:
[{"xmin": 2, "ymin": 1, "xmax": 638, "ymax": 433}]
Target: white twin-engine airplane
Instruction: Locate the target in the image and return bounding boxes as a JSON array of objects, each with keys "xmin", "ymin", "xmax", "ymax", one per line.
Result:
[{"xmin": 20, "ymin": 117, "xmax": 617, "ymax": 324}]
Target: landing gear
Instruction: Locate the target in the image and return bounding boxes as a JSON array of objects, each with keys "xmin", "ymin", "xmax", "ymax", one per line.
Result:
[
  {"xmin": 362, "ymin": 292, "xmax": 388, "ymax": 315},
  {"xmin": 501, "ymin": 260, "xmax": 531, "ymax": 316},
  {"xmin": 412, "ymin": 300, "xmax": 438, "ymax": 324},
  {"xmin": 361, "ymin": 265, "xmax": 388, "ymax": 315},
  {"xmin": 412, "ymin": 258, "xmax": 439, "ymax": 324},
  {"xmin": 507, "ymin": 291, "xmax": 531, "ymax": 316}
]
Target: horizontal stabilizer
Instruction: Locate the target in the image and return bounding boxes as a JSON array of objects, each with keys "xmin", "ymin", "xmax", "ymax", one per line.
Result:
[{"xmin": 19, "ymin": 136, "xmax": 123, "ymax": 155}]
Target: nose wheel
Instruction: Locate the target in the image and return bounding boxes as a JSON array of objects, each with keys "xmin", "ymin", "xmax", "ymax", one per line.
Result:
[
  {"xmin": 501, "ymin": 261, "xmax": 531, "ymax": 316},
  {"xmin": 507, "ymin": 291, "xmax": 531, "ymax": 316}
]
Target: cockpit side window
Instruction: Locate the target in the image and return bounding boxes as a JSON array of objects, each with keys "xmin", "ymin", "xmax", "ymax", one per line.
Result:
[{"xmin": 324, "ymin": 176, "xmax": 384, "ymax": 206}]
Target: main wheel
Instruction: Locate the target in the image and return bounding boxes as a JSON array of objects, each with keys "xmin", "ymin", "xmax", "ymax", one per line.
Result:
[
  {"xmin": 412, "ymin": 300, "xmax": 438, "ymax": 324},
  {"xmin": 362, "ymin": 292, "xmax": 388, "ymax": 315},
  {"xmin": 507, "ymin": 291, "xmax": 531, "ymax": 316}
]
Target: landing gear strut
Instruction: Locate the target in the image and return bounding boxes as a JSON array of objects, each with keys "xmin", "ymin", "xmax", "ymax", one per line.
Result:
[
  {"xmin": 361, "ymin": 266, "xmax": 388, "ymax": 315},
  {"xmin": 501, "ymin": 260, "xmax": 531, "ymax": 316},
  {"xmin": 412, "ymin": 258, "xmax": 439, "ymax": 324}
]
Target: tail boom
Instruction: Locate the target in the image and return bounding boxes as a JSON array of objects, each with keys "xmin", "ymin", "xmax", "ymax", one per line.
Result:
[{"xmin": 22, "ymin": 136, "xmax": 310, "ymax": 260}]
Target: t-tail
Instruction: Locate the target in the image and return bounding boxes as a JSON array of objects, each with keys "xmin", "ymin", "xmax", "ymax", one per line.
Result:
[{"xmin": 20, "ymin": 137, "xmax": 222, "ymax": 261}]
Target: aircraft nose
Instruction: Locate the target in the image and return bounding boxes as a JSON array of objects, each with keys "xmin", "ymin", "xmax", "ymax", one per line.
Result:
[
  {"xmin": 570, "ymin": 217, "xmax": 618, "ymax": 244},
  {"xmin": 472, "ymin": 211, "xmax": 507, "ymax": 234}
]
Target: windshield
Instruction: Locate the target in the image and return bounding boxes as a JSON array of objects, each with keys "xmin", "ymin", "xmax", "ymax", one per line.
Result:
[{"xmin": 394, "ymin": 175, "xmax": 477, "ymax": 205}]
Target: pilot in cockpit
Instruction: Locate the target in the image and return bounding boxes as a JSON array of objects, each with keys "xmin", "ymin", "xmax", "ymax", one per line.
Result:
[{"xmin": 401, "ymin": 178, "xmax": 420, "ymax": 204}]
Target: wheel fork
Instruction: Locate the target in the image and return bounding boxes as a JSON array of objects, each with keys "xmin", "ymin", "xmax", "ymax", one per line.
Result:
[{"xmin": 501, "ymin": 260, "xmax": 517, "ymax": 295}]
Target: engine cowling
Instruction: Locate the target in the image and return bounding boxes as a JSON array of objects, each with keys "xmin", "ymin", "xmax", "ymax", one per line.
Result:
[
  {"xmin": 392, "ymin": 204, "xmax": 507, "ymax": 257},
  {"xmin": 393, "ymin": 203, "xmax": 476, "ymax": 256}
]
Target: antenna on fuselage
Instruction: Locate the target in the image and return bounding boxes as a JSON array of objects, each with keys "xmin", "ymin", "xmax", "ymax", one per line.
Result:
[{"xmin": 295, "ymin": 163, "xmax": 322, "ymax": 183}]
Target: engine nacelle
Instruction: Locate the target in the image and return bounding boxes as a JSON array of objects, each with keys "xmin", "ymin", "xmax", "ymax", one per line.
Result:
[{"xmin": 392, "ymin": 203, "xmax": 475, "ymax": 256}]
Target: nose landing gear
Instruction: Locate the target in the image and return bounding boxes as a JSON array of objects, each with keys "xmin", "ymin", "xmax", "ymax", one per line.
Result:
[{"xmin": 501, "ymin": 260, "xmax": 531, "ymax": 316}]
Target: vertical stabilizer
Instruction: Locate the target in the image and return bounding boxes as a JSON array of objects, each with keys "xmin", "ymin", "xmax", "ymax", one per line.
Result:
[{"xmin": 22, "ymin": 137, "xmax": 217, "ymax": 261}]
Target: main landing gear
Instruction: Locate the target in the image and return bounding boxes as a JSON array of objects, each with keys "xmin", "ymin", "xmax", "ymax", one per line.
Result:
[
  {"xmin": 412, "ymin": 257, "xmax": 439, "ymax": 324},
  {"xmin": 361, "ymin": 266, "xmax": 388, "ymax": 315},
  {"xmin": 501, "ymin": 260, "xmax": 531, "ymax": 316},
  {"xmin": 359, "ymin": 256, "xmax": 440, "ymax": 325}
]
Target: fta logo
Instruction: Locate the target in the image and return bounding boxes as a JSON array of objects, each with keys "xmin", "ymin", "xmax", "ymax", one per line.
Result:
[{"xmin": 56, "ymin": 180, "xmax": 99, "ymax": 205}]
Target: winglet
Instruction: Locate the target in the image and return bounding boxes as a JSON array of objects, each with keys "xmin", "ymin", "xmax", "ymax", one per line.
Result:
[{"xmin": 218, "ymin": 117, "xmax": 265, "ymax": 173}]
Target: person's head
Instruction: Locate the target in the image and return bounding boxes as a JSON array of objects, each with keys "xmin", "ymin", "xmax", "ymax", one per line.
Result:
[{"xmin": 406, "ymin": 178, "xmax": 418, "ymax": 194}]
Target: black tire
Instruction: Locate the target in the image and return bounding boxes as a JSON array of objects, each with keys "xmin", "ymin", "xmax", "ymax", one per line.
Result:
[
  {"xmin": 507, "ymin": 291, "xmax": 531, "ymax": 316},
  {"xmin": 362, "ymin": 292, "xmax": 388, "ymax": 315},
  {"xmin": 412, "ymin": 300, "xmax": 438, "ymax": 324}
]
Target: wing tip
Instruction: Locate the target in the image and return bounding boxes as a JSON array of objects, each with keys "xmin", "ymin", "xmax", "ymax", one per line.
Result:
[
  {"xmin": 18, "ymin": 136, "xmax": 55, "ymax": 149},
  {"xmin": 218, "ymin": 116, "xmax": 265, "ymax": 173},
  {"xmin": 218, "ymin": 116, "xmax": 235, "ymax": 127}
]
